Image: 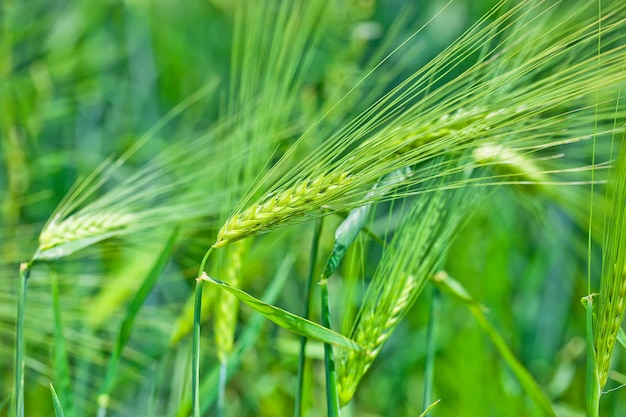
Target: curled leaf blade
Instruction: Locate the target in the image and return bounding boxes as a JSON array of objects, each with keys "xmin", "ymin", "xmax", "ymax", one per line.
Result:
[{"xmin": 199, "ymin": 273, "xmax": 362, "ymax": 351}]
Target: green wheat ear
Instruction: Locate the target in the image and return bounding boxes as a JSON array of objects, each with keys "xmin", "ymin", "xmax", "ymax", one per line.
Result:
[
  {"xmin": 214, "ymin": 0, "xmax": 626, "ymax": 249},
  {"xmin": 336, "ymin": 168, "xmax": 486, "ymax": 405},
  {"xmin": 214, "ymin": 172, "xmax": 353, "ymax": 248},
  {"xmin": 37, "ymin": 211, "xmax": 136, "ymax": 261},
  {"xmin": 593, "ymin": 144, "xmax": 626, "ymax": 390},
  {"xmin": 214, "ymin": 240, "xmax": 249, "ymax": 363}
]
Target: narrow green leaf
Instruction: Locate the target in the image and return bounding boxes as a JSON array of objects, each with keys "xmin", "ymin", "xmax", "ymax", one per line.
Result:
[
  {"xmin": 98, "ymin": 229, "xmax": 179, "ymax": 417},
  {"xmin": 418, "ymin": 399, "xmax": 441, "ymax": 417},
  {"xmin": 432, "ymin": 272, "xmax": 558, "ymax": 417},
  {"xmin": 199, "ymin": 273, "xmax": 362, "ymax": 351},
  {"xmin": 50, "ymin": 384, "xmax": 66, "ymax": 417},
  {"xmin": 177, "ymin": 255, "xmax": 295, "ymax": 417}
]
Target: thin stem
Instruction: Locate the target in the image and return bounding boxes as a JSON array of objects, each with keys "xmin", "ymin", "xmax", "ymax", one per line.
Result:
[
  {"xmin": 422, "ymin": 286, "xmax": 440, "ymax": 416},
  {"xmin": 585, "ymin": 2, "xmax": 603, "ymax": 414},
  {"xmin": 321, "ymin": 277, "xmax": 340, "ymax": 417},
  {"xmin": 217, "ymin": 360, "xmax": 227, "ymax": 417},
  {"xmin": 193, "ymin": 246, "xmax": 214, "ymax": 417},
  {"xmin": 15, "ymin": 262, "xmax": 31, "ymax": 417},
  {"xmin": 294, "ymin": 220, "xmax": 323, "ymax": 417},
  {"xmin": 192, "ymin": 278, "xmax": 204, "ymax": 417},
  {"xmin": 198, "ymin": 247, "xmax": 214, "ymax": 277},
  {"xmin": 586, "ymin": 295, "xmax": 601, "ymax": 417}
]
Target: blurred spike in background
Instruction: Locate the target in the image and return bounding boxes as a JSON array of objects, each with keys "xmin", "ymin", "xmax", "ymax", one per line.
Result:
[{"xmin": 1, "ymin": 0, "xmax": 625, "ymax": 416}]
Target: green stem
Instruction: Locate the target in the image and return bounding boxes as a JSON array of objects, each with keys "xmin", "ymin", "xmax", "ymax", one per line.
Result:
[
  {"xmin": 422, "ymin": 287, "xmax": 439, "ymax": 416},
  {"xmin": 294, "ymin": 220, "xmax": 323, "ymax": 417},
  {"xmin": 217, "ymin": 360, "xmax": 227, "ymax": 417},
  {"xmin": 198, "ymin": 247, "xmax": 214, "ymax": 277},
  {"xmin": 193, "ymin": 246, "xmax": 213, "ymax": 416},
  {"xmin": 321, "ymin": 277, "xmax": 340, "ymax": 417},
  {"xmin": 192, "ymin": 278, "xmax": 204, "ymax": 417},
  {"xmin": 176, "ymin": 256, "xmax": 294, "ymax": 417},
  {"xmin": 15, "ymin": 262, "xmax": 30, "ymax": 417},
  {"xmin": 585, "ymin": 295, "xmax": 600, "ymax": 417}
]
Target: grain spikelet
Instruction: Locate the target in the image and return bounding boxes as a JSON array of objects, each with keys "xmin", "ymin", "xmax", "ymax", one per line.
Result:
[
  {"xmin": 337, "ymin": 273, "xmax": 417, "ymax": 405},
  {"xmin": 214, "ymin": 172, "xmax": 353, "ymax": 247},
  {"xmin": 215, "ymin": 0, "xmax": 626, "ymax": 249},
  {"xmin": 593, "ymin": 144, "xmax": 626, "ymax": 388},
  {"xmin": 37, "ymin": 211, "xmax": 136, "ymax": 260},
  {"xmin": 336, "ymin": 177, "xmax": 484, "ymax": 405},
  {"xmin": 214, "ymin": 240, "xmax": 249, "ymax": 362}
]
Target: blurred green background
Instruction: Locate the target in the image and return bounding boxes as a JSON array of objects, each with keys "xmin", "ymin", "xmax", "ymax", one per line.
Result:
[{"xmin": 1, "ymin": 0, "xmax": 623, "ymax": 416}]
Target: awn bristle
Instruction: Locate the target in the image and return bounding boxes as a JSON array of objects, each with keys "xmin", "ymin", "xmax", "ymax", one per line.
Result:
[{"xmin": 214, "ymin": 107, "xmax": 498, "ymax": 249}]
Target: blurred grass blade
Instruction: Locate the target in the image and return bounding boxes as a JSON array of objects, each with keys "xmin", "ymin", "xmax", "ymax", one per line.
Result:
[
  {"xmin": 295, "ymin": 220, "xmax": 324, "ymax": 417},
  {"xmin": 432, "ymin": 271, "xmax": 558, "ymax": 417},
  {"xmin": 50, "ymin": 271, "xmax": 75, "ymax": 417},
  {"xmin": 97, "ymin": 229, "xmax": 178, "ymax": 417},
  {"xmin": 418, "ymin": 399, "xmax": 441, "ymax": 417},
  {"xmin": 320, "ymin": 277, "xmax": 340, "ymax": 416},
  {"xmin": 50, "ymin": 384, "xmax": 66, "ymax": 417},
  {"xmin": 199, "ymin": 273, "xmax": 362, "ymax": 351},
  {"xmin": 617, "ymin": 327, "xmax": 626, "ymax": 350},
  {"xmin": 14, "ymin": 262, "xmax": 30, "ymax": 417},
  {"xmin": 0, "ymin": 395, "xmax": 9, "ymax": 414}
]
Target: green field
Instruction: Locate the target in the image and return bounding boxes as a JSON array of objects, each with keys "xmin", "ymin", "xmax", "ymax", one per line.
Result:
[{"xmin": 1, "ymin": 0, "xmax": 626, "ymax": 416}]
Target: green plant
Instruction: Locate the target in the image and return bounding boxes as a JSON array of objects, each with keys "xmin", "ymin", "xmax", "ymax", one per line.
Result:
[{"xmin": 4, "ymin": 0, "xmax": 626, "ymax": 416}]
